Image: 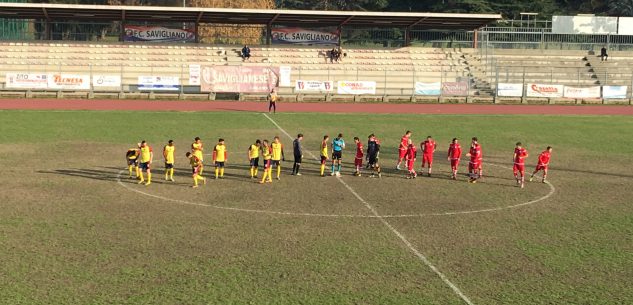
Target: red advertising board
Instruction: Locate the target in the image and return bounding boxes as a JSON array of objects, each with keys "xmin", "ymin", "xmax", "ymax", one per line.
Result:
[{"xmin": 201, "ymin": 66, "xmax": 279, "ymax": 93}]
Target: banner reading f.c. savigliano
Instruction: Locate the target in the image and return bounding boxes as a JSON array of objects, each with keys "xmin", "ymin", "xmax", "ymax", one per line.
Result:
[
  {"xmin": 272, "ymin": 28, "xmax": 339, "ymax": 45},
  {"xmin": 124, "ymin": 26, "xmax": 195, "ymax": 42}
]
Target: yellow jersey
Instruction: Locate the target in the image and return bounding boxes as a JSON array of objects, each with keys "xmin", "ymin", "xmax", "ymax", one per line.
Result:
[
  {"xmin": 271, "ymin": 142, "xmax": 283, "ymax": 161},
  {"xmin": 249, "ymin": 144, "xmax": 259, "ymax": 159},
  {"xmin": 320, "ymin": 141, "xmax": 328, "ymax": 158},
  {"xmin": 189, "ymin": 155, "xmax": 202, "ymax": 168},
  {"xmin": 262, "ymin": 146, "xmax": 272, "ymax": 160},
  {"xmin": 140, "ymin": 145, "xmax": 152, "ymax": 163},
  {"xmin": 163, "ymin": 145, "xmax": 175, "ymax": 164},
  {"xmin": 214, "ymin": 144, "xmax": 227, "ymax": 162},
  {"xmin": 126, "ymin": 148, "xmax": 139, "ymax": 160},
  {"xmin": 192, "ymin": 142, "xmax": 203, "ymax": 161}
]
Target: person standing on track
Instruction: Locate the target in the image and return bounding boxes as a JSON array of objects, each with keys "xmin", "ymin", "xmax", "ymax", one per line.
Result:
[
  {"xmin": 467, "ymin": 137, "xmax": 482, "ymax": 183},
  {"xmin": 530, "ymin": 146, "xmax": 553, "ymax": 183},
  {"xmin": 319, "ymin": 135, "xmax": 329, "ymax": 177},
  {"xmin": 420, "ymin": 135, "xmax": 437, "ymax": 177},
  {"xmin": 447, "ymin": 138, "xmax": 462, "ymax": 180},
  {"xmin": 331, "ymin": 133, "xmax": 345, "ymax": 177},
  {"xmin": 291, "ymin": 134, "xmax": 304, "ymax": 176},
  {"xmin": 367, "ymin": 134, "xmax": 382, "ymax": 178},
  {"xmin": 267, "ymin": 89, "xmax": 278, "ymax": 114},
  {"xmin": 138, "ymin": 140, "xmax": 153, "ymax": 186},
  {"xmin": 248, "ymin": 140, "xmax": 261, "ymax": 179},
  {"xmin": 513, "ymin": 142, "xmax": 529, "ymax": 188},
  {"xmin": 163, "ymin": 140, "xmax": 175, "ymax": 182},
  {"xmin": 396, "ymin": 130, "xmax": 411, "ymax": 170}
]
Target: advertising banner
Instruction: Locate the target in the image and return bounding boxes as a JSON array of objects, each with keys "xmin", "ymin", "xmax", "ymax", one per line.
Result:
[
  {"xmin": 189, "ymin": 64, "xmax": 201, "ymax": 86},
  {"xmin": 138, "ymin": 76, "xmax": 180, "ymax": 91},
  {"xmin": 272, "ymin": 27, "xmax": 339, "ymax": 45},
  {"xmin": 47, "ymin": 73, "xmax": 90, "ymax": 90},
  {"xmin": 337, "ymin": 81, "xmax": 376, "ymax": 95},
  {"xmin": 201, "ymin": 66, "xmax": 279, "ymax": 93},
  {"xmin": 92, "ymin": 75, "xmax": 121, "ymax": 88},
  {"xmin": 124, "ymin": 25, "xmax": 195, "ymax": 42},
  {"xmin": 563, "ymin": 86, "xmax": 601, "ymax": 99},
  {"xmin": 602, "ymin": 86, "xmax": 628, "ymax": 99},
  {"xmin": 441, "ymin": 81, "xmax": 468, "ymax": 96},
  {"xmin": 5, "ymin": 73, "xmax": 48, "ymax": 89},
  {"xmin": 526, "ymin": 83, "xmax": 564, "ymax": 98},
  {"xmin": 496, "ymin": 83, "xmax": 523, "ymax": 97},
  {"xmin": 295, "ymin": 80, "xmax": 333, "ymax": 92},
  {"xmin": 414, "ymin": 82, "xmax": 441, "ymax": 95},
  {"xmin": 279, "ymin": 66, "xmax": 292, "ymax": 87}
]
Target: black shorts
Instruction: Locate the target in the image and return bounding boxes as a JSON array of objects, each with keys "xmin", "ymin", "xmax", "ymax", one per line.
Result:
[
  {"xmin": 294, "ymin": 155, "xmax": 302, "ymax": 163},
  {"xmin": 215, "ymin": 161, "xmax": 225, "ymax": 168},
  {"xmin": 165, "ymin": 162, "xmax": 174, "ymax": 169},
  {"xmin": 127, "ymin": 159, "xmax": 138, "ymax": 166},
  {"xmin": 320, "ymin": 156, "xmax": 327, "ymax": 164},
  {"xmin": 368, "ymin": 155, "xmax": 379, "ymax": 166},
  {"xmin": 250, "ymin": 157, "xmax": 259, "ymax": 167},
  {"xmin": 332, "ymin": 151, "xmax": 342, "ymax": 160},
  {"xmin": 139, "ymin": 162, "xmax": 150, "ymax": 171},
  {"xmin": 271, "ymin": 160, "xmax": 281, "ymax": 167}
]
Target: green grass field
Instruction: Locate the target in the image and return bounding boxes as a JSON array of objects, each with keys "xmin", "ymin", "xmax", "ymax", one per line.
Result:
[{"xmin": 0, "ymin": 110, "xmax": 632, "ymax": 305}]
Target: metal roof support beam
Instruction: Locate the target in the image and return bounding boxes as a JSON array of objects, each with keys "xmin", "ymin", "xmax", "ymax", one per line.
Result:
[
  {"xmin": 408, "ymin": 17, "xmax": 428, "ymax": 29},
  {"xmin": 268, "ymin": 13, "xmax": 280, "ymax": 25},
  {"xmin": 120, "ymin": 10, "xmax": 126, "ymax": 42},
  {"xmin": 339, "ymin": 15, "xmax": 354, "ymax": 27},
  {"xmin": 41, "ymin": 7, "xmax": 49, "ymax": 21}
]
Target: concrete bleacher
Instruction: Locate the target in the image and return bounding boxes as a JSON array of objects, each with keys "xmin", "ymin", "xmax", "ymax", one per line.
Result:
[{"xmin": 584, "ymin": 51, "xmax": 633, "ymax": 87}]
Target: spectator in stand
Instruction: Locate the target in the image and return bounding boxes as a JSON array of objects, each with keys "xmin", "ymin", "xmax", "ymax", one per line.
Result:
[
  {"xmin": 242, "ymin": 45, "xmax": 251, "ymax": 61},
  {"xmin": 336, "ymin": 46, "xmax": 344, "ymax": 62},
  {"xmin": 329, "ymin": 47, "xmax": 337, "ymax": 63},
  {"xmin": 600, "ymin": 46, "xmax": 608, "ymax": 62}
]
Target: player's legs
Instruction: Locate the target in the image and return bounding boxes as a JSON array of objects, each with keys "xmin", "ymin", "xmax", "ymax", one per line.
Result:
[
  {"xmin": 320, "ymin": 157, "xmax": 326, "ymax": 176},
  {"xmin": 519, "ymin": 166, "xmax": 525, "ymax": 188},
  {"xmin": 145, "ymin": 167, "xmax": 152, "ymax": 186},
  {"xmin": 542, "ymin": 168, "xmax": 548, "ymax": 183},
  {"xmin": 276, "ymin": 162, "xmax": 281, "ymax": 180},
  {"xmin": 397, "ymin": 149, "xmax": 405, "ymax": 170}
]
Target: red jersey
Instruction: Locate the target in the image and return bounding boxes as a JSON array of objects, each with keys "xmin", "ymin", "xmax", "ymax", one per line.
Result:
[
  {"xmin": 406, "ymin": 145, "xmax": 417, "ymax": 160},
  {"xmin": 355, "ymin": 142, "xmax": 364, "ymax": 159},
  {"xmin": 399, "ymin": 136, "xmax": 408, "ymax": 150},
  {"xmin": 469, "ymin": 144, "xmax": 482, "ymax": 161},
  {"xmin": 421, "ymin": 140, "xmax": 437, "ymax": 155},
  {"xmin": 448, "ymin": 143, "xmax": 462, "ymax": 160},
  {"xmin": 538, "ymin": 150, "xmax": 551, "ymax": 165},
  {"xmin": 514, "ymin": 147, "xmax": 528, "ymax": 165}
]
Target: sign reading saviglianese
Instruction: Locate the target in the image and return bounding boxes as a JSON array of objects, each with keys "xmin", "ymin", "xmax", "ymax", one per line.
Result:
[
  {"xmin": 124, "ymin": 25, "xmax": 195, "ymax": 42},
  {"xmin": 497, "ymin": 83, "xmax": 523, "ymax": 97},
  {"xmin": 526, "ymin": 83, "xmax": 564, "ymax": 98},
  {"xmin": 5, "ymin": 73, "xmax": 48, "ymax": 89},
  {"xmin": 201, "ymin": 66, "xmax": 279, "ymax": 93},
  {"xmin": 441, "ymin": 81, "xmax": 468, "ymax": 96},
  {"xmin": 563, "ymin": 86, "xmax": 601, "ymax": 99},
  {"xmin": 295, "ymin": 80, "xmax": 333, "ymax": 92},
  {"xmin": 272, "ymin": 28, "xmax": 339, "ymax": 45},
  {"xmin": 48, "ymin": 74, "xmax": 90, "ymax": 90},
  {"xmin": 138, "ymin": 76, "xmax": 180, "ymax": 91},
  {"xmin": 92, "ymin": 75, "xmax": 121, "ymax": 88},
  {"xmin": 337, "ymin": 81, "xmax": 376, "ymax": 95},
  {"xmin": 602, "ymin": 86, "xmax": 628, "ymax": 98},
  {"xmin": 414, "ymin": 82, "xmax": 441, "ymax": 95}
]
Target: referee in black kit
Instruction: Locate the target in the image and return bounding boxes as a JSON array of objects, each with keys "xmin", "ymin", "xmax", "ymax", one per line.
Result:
[{"xmin": 291, "ymin": 133, "xmax": 304, "ymax": 176}]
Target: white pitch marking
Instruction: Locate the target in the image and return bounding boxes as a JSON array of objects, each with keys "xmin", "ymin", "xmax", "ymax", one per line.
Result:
[{"xmin": 263, "ymin": 113, "xmax": 475, "ymax": 305}]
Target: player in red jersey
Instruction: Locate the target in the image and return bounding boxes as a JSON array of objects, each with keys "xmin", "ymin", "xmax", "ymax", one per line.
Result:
[
  {"xmin": 466, "ymin": 137, "xmax": 482, "ymax": 183},
  {"xmin": 353, "ymin": 137, "xmax": 364, "ymax": 176},
  {"xmin": 420, "ymin": 135, "xmax": 437, "ymax": 177},
  {"xmin": 530, "ymin": 146, "xmax": 552, "ymax": 183},
  {"xmin": 405, "ymin": 139, "xmax": 417, "ymax": 179},
  {"xmin": 513, "ymin": 142, "xmax": 529, "ymax": 188},
  {"xmin": 447, "ymin": 138, "xmax": 462, "ymax": 180},
  {"xmin": 396, "ymin": 130, "xmax": 411, "ymax": 170}
]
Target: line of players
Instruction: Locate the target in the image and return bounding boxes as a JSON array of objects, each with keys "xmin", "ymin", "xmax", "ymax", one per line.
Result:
[{"xmin": 125, "ymin": 133, "xmax": 553, "ymax": 189}]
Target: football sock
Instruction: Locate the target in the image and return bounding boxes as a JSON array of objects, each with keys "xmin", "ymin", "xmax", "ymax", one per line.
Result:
[
  {"xmin": 128, "ymin": 165, "xmax": 134, "ymax": 176},
  {"xmin": 295, "ymin": 164, "xmax": 300, "ymax": 174},
  {"xmin": 193, "ymin": 175, "xmax": 198, "ymax": 186},
  {"xmin": 250, "ymin": 168, "xmax": 254, "ymax": 177},
  {"xmin": 254, "ymin": 168, "xmax": 258, "ymax": 176},
  {"xmin": 147, "ymin": 173, "xmax": 151, "ymax": 183},
  {"xmin": 331, "ymin": 164, "xmax": 335, "ymax": 173},
  {"xmin": 320, "ymin": 164, "xmax": 325, "ymax": 175},
  {"xmin": 165, "ymin": 169, "xmax": 169, "ymax": 180},
  {"xmin": 215, "ymin": 168, "xmax": 219, "ymax": 179},
  {"xmin": 139, "ymin": 172, "xmax": 145, "ymax": 182},
  {"xmin": 220, "ymin": 168, "xmax": 224, "ymax": 177},
  {"xmin": 170, "ymin": 168, "xmax": 174, "ymax": 179},
  {"xmin": 277, "ymin": 166, "xmax": 281, "ymax": 178},
  {"xmin": 337, "ymin": 164, "xmax": 341, "ymax": 172}
]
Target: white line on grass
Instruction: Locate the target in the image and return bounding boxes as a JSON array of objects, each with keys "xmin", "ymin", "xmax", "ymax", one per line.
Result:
[{"xmin": 262, "ymin": 113, "xmax": 475, "ymax": 305}]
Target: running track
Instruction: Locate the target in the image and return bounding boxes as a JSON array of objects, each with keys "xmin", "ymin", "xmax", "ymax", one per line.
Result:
[{"xmin": 1, "ymin": 98, "xmax": 633, "ymax": 115}]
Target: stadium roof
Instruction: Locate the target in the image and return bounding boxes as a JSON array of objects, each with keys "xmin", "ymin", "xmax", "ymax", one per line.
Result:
[{"xmin": 0, "ymin": 3, "xmax": 501, "ymax": 30}]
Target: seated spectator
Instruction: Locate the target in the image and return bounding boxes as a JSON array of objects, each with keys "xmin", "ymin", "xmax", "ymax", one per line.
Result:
[
  {"xmin": 241, "ymin": 45, "xmax": 251, "ymax": 61},
  {"xmin": 335, "ymin": 47, "xmax": 343, "ymax": 62},
  {"xmin": 600, "ymin": 46, "xmax": 608, "ymax": 62},
  {"xmin": 329, "ymin": 48, "xmax": 337, "ymax": 63}
]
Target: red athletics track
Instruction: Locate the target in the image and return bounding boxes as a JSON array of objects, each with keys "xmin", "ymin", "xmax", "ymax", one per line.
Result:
[{"xmin": 1, "ymin": 98, "xmax": 633, "ymax": 115}]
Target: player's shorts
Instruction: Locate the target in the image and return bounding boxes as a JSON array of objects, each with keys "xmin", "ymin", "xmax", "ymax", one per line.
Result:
[
  {"xmin": 354, "ymin": 157, "xmax": 363, "ymax": 167},
  {"xmin": 320, "ymin": 155, "xmax": 327, "ymax": 165},
  {"xmin": 477, "ymin": 158, "xmax": 483, "ymax": 169},
  {"xmin": 192, "ymin": 165, "xmax": 202, "ymax": 175},
  {"xmin": 450, "ymin": 159, "xmax": 460, "ymax": 170},
  {"xmin": 368, "ymin": 154, "xmax": 378, "ymax": 167},
  {"xmin": 250, "ymin": 157, "xmax": 259, "ymax": 167},
  {"xmin": 271, "ymin": 160, "xmax": 280, "ymax": 167},
  {"xmin": 398, "ymin": 148, "xmax": 407, "ymax": 159},
  {"xmin": 294, "ymin": 155, "xmax": 302, "ymax": 164},
  {"xmin": 127, "ymin": 159, "xmax": 138, "ymax": 166},
  {"xmin": 468, "ymin": 160, "xmax": 480, "ymax": 172},
  {"xmin": 215, "ymin": 161, "xmax": 225, "ymax": 168},
  {"xmin": 263, "ymin": 159, "xmax": 272, "ymax": 169},
  {"xmin": 422, "ymin": 154, "xmax": 433, "ymax": 166},
  {"xmin": 332, "ymin": 151, "xmax": 342, "ymax": 160},
  {"xmin": 165, "ymin": 162, "xmax": 174, "ymax": 169},
  {"xmin": 139, "ymin": 162, "xmax": 150, "ymax": 171},
  {"xmin": 535, "ymin": 164, "xmax": 548, "ymax": 171},
  {"xmin": 513, "ymin": 163, "xmax": 525, "ymax": 175}
]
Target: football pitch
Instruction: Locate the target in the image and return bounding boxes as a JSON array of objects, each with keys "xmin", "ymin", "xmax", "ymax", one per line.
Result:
[{"xmin": 0, "ymin": 109, "xmax": 632, "ymax": 305}]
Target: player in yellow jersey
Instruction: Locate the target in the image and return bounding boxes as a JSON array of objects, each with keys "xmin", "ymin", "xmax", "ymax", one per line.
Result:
[
  {"xmin": 260, "ymin": 140, "xmax": 273, "ymax": 184},
  {"xmin": 320, "ymin": 135, "xmax": 329, "ymax": 177},
  {"xmin": 191, "ymin": 137, "xmax": 204, "ymax": 175},
  {"xmin": 186, "ymin": 152, "xmax": 206, "ymax": 188},
  {"xmin": 271, "ymin": 136, "xmax": 285, "ymax": 180},
  {"xmin": 213, "ymin": 138, "xmax": 228, "ymax": 179},
  {"xmin": 248, "ymin": 140, "xmax": 261, "ymax": 179},
  {"xmin": 163, "ymin": 140, "xmax": 175, "ymax": 182},
  {"xmin": 125, "ymin": 143, "xmax": 140, "ymax": 179},
  {"xmin": 138, "ymin": 140, "xmax": 153, "ymax": 186}
]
